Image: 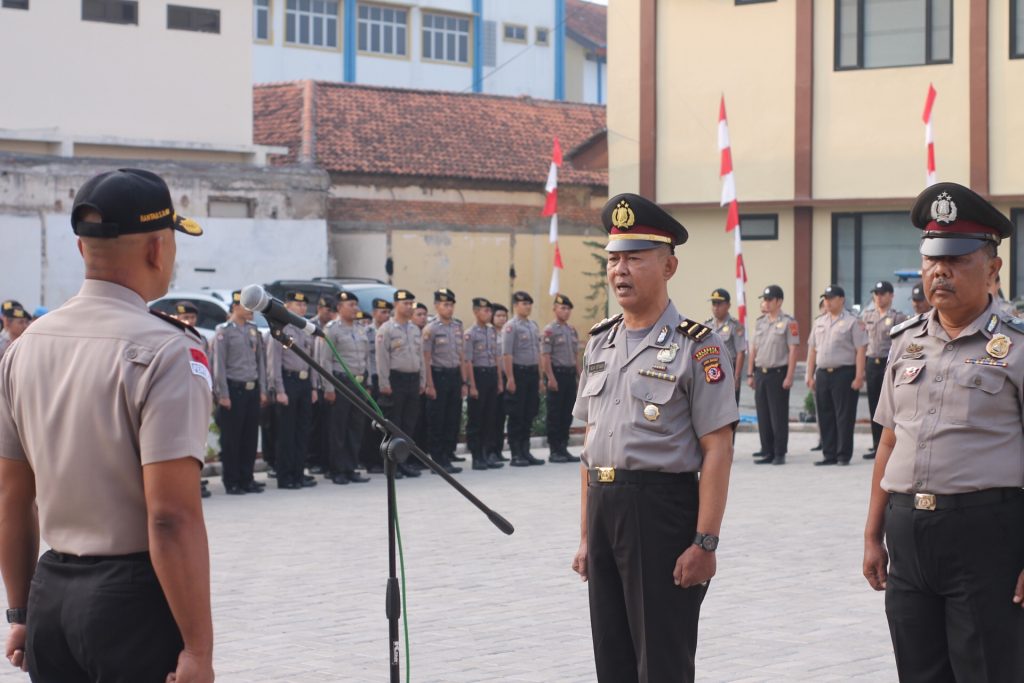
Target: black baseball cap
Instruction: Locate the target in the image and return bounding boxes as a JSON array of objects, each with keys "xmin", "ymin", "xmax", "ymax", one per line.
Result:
[
  {"xmin": 710, "ymin": 288, "xmax": 731, "ymax": 303},
  {"xmin": 372, "ymin": 298, "xmax": 393, "ymax": 311},
  {"xmin": 512, "ymin": 291, "xmax": 533, "ymax": 304},
  {"xmin": 472, "ymin": 297, "xmax": 492, "ymax": 308},
  {"xmin": 871, "ymin": 280, "xmax": 894, "ymax": 295},
  {"xmin": 285, "ymin": 291, "xmax": 308, "ymax": 303},
  {"xmin": 394, "ymin": 289, "xmax": 415, "ymax": 302},
  {"xmin": 71, "ymin": 169, "xmax": 202, "ymax": 238},
  {"xmin": 415, "ymin": 302, "xmax": 428, "ymax": 311},
  {"xmin": 911, "ymin": 182, "xmax": 1014, "ymax": 256},
  {"xmin": 553, "ymin": 294, "xmax": 573, "ymax": 308},
  {"xmin": 911, "ymin": 283, "xmax": 926, "ymax": 302},
  {"xmin": 759, "ymin": 285, "xmax": 784, "ymax": 300},
  {"xmin": 434, "ymin": 288, "xmax": 456, "ymax": 303},
  {"xmin": 821, "ymin": 285, "xmax": 845, "ymax": 299},
  {"xmin": 174, "ymin": 301, "xmax": 199, "ymax": 316},
  {"xmin": 337, "ymin": 291, "xmax": 359, "ymax": 303},
  {"xmin": 2, "ymin": 305, "xmax": 30, "ymax": 320}
]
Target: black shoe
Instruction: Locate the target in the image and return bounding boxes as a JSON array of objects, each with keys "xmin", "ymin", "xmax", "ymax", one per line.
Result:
[
  {"xmin": 751, "ymin": 451, "xmax": 765, "ymax": 458},
  {"xmin": 432, "ymin": 463, "xmax": 462, "ymax": 474},
  {"xmin": 309, "ymin": 465, "xmax": 325, "ymax": 475},
  {"xmin": 331, "ymin": 475, "xmax": 350, "ymax": 485},
  {"xmin": 398, "ymin": 463, "xmax": 421, "ymax": 478},
  {"xmin": 472, "ymin": 460, "xmax": 489, "ymax": 471},
  {"xmin": 493, "ymin": 452, "xmax": 510, "ymax": 462},
  {"xmin": 524, "ymin": 452, "xmax": 545, "ymax": 465},
  {"xmin": 301, "ymin": 477, "xmax": 318, "ymax": 487},
  {"xmin": 345, "ymin": 471, "xmax": 371, "ymax": 483},
  {"xmin": 451, "ymin": 454, "xmax": 466, "ymax": 462},
  {"xmin": 225, "ymin": 485, "xmax": 246, "ymax": 495},
  {"xmin": 814, "ymin": 459, "xmax": 837, "ymax": 466},
  {"xmin": 200, "ymin": 484, "xmax": 212, "ymax": 499},
  {"xmin": 242, "ymin": 482, "xmax": 264, "ymax": 493},
  {"xmin": 201, "ymin": 479, "xmax": 209, "ymax": 485},
  {"xmin": 810, "ymin": 444, "xmax": 823, "ymax": 452},
  {"xmin": 367, "ymin": 465, "xmax": 384, "ymax": 474},
  {"xmin": 548, "ymin": 452, "xmax": 572, "ymax": 463},
  {"xmin": 485, "ymin": 454, "xmax": 505, "ymax": 469},
  {"xmin": 837, "ymin": 460, "xmax": 851, "ymax": 467},
  {"xmin": 251, "ymin": 480, "xmax": 266, "ymax": 490},
  {"xmin": 278, "ymin": 482, "xmax": 299, "ymax": 490},
  {"xmin": 772, "ymin": 456, "xmax": 786, "ymax": 466},
  {"xmin": 510, "ymin": 457, "xmax": 531, "ymax": 467},
  {"xmin": 863, "ymin": 452, "xmax": 876, "ymax": 460},
  {"xmin": 754, "ymin": 456, "xmax": 775, "ymax": 465},
  {"xmin": 562, "ymin": 451, "xmax": 581, "ymax": 463}
]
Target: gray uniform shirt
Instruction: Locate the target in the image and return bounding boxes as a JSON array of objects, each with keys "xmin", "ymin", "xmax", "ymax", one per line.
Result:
[
  {"xmin": 542, "ymin": 320, "xmax": 579, "ymax": 368},
  {"xmin": 704, "ymin": 315, "xmax": 748, "ymax": 369},
  {"xmin": 0, "ymin": 280, "xmax": 211, "ymax": 555},
  {"xmin": 572, "ymin": 302, "xmax": 740, "ymax": 473},
  {"xmin": 267, "ymin": 324, "xmax": 320, "ymax": 392},
  {"xmin": 464, "ymin": 324, "xmax": 499, "ymax": 368},
  {"xmin": 322, "ymin": 318, "xmax": 369, "ymax": 377},
  {"xmin": 376, "ymin": 319, "xmax": 426, "ymax": 390},
  {"xmin": 423, "ymin": 318, "xmax": 464, "ymax": 369},
  {"xmin": 211, "ymin": 320, "xmax": 266, "ymax": 399},
  {"xmin": 861, "ymin": 306, "xmax": 909, "ymax": 358},
  {"xmin": 874, "ymin": 299, "xmax": 1024, "ymax": 494},
  {"xmin": 807, "ymin": 309, "xmax": 868, "ymax": 368},
  {"xmin": 367, "ymin": 323, "xmax": 379, "ymax": 378},
  {"xmin": 0, "ymin": 332, "xmax": 10, "ymax": 361},
  {"xmin": 752, "ymin": 312, "xmax": 800, "ymax": 368},
  {"xmin": 502, "ymin": 316, "xmax": 540, "ymax": 366}
]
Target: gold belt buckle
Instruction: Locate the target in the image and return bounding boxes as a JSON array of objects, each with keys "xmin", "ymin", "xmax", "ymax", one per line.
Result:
[
  {"xmin": 355, "ymin": 375, "xmax": 364, "ymax": 384},
  {"xmin": 826, "ymin": 367, "xmax": 835, "ymax": 373},
  {"xmin": 299, "ymin": 371, "xmax": 309, "ymax": 380},
  {"xmin": 596, "ymin": 467, "xmax": 615, "ymax": 483},
  {"xmin": 761, "ymin": 367, "xmax": 767, "ymax": 374},
  {"xmin": 245, "ymin": 381, "xmax": 256, "ymax": 391},
  {"xmin": 914, "ymin": 493, "xmax": 937, "ymax": 511}
]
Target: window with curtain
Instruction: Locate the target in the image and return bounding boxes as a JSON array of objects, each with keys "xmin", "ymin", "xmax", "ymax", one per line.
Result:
[{"xmin": 835, "ymin": 0, "xmax": 952, "ymax": 70}]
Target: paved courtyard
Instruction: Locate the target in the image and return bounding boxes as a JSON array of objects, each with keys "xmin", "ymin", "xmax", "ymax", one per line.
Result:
[{"xmin": 1, "ymin": 427, "xmax": 897, "ymax": 683}]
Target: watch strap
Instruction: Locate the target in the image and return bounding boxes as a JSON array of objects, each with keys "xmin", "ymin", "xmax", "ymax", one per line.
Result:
[{"xmin": 6, "ymin": 608, "xmax": 26, "ymax": 625}]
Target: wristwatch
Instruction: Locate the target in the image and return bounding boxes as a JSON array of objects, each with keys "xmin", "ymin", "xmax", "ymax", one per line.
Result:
[
  {"xmin": 693, "ymin": 532, "xmax": 719, "ymax": 552},
  {"xmin": 5, "ymin": 608, "xmax": 26, "ymax": 625}
]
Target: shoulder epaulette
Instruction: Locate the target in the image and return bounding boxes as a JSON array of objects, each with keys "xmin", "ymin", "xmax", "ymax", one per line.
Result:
[
  {"xmin": 889, "ymin": 314, "xmax": 927, "ymax": 338},
  {"xmin": 677, "ymin": 318, "xmax": 713, "ymax": 342},
  {"xmin": 1001, "ymin": 316, "xmax": 1024, "ymax": 334},
  {"xmin": 589, "ymin": 313, "xmax": 623, "ymax": 336},
  {"xmin": 150, "ymin": 309, "xmax": 202, "ymax": 341}
]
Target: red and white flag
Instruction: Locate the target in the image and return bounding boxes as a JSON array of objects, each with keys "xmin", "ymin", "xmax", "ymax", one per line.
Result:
[
  {"xmin": 543, "ymin": 137, "xmax": 563, "ymax": 295},
  {"xmin": 718, "ymin": 96, "xmax": 748, "ymax": 325},
  {"xmin": 923, "ymin": 84, "xmax": 937, "ymax": 186}
]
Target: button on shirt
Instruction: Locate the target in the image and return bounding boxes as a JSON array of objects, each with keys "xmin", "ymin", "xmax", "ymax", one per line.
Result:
[
  {"xmin": 376, "ymin": 319, "xmax": 426, "ymax": 390},
  {"xmin": 753, "ymin": 313, "xmax": 800, "ymax": 368},
  {"xmin": 211, "ymin": 321, "xmax": 266, "ymax": 399},
  {"xmin": 873, "ymin": 299, "xmax": 1024, "ymax": 494},
  {"xmin": 572, "ymin": 302, "xmax": 740, "ymax": 473},
  {"xmin": 321, "ymin": 318, "xmax": 369, "ymax": 377},
  {"xmin": 267, "ymin": 324, "xmax": 319, "ymax": 391},
  {"xmin": 808, "ymin": 309, "xmax": 868, "ymax": 368},
  {"xmin": 861, "ymin": 306, "xmax": 908, "ymax": 358},
  {"xmin": 464, "ymin": 324, "xmax": 499, "ymax": 368},
  {"xmin": 0, "ymin": 280, "xmax": 212, "ymax": 556},
  {"xmin": 423, "ymin": 319, "xmax": 464, "ymax": 369},
  {"xmin": 704, "ymin": 315, "xmax": 748, "ymax": 369},
  {"xmin": 542, "ymin": 321, "xmax": 579, "ymax": 368},
  {"xmin": 502, "ymin": 317, "xmax": 540, "ymax": 366}
]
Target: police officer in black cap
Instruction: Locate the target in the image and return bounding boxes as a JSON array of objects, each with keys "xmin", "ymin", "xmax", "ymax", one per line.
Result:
[
  {"xmin": 705, "ymin": 288, "xmax": 747, "ymax": 406},
  {"xmin": 307, "ymin": 296, "xmax": 337, "ymax": 475},
  {"xmin": 0, "ymin": 304, "xmax": 30, "ymax": 360},
  {"xmin": 910, "ymin": 282, "xmax": 931, "ymax": 316},
  {"xmin": 362, "ymin": 298, "xmax": 392, "ymax": 473},
  {"xmin": 491, "ymin": 302, "xmax": 511, "ymax": 461},
  {"xmin": 864, "ymin": 182, "xmax": 1024, "ymax": 681},
  {"xmin": 543, "ymin": 293, "xmax": 581, "ymax": 463},
  {"xmin": 423, "ymin": 288, "xmax": 465, "ymax": 474},
  {"xmin": 502, "ymin": 290, "xmax": 544, "ymax": 466},
  {"xmin": 861, "ymin": 281, "xmax": 908, "ymax": 459},
  {"xmin": 464, "ymin": 297, "xmax": 504, "ymax": 470}
]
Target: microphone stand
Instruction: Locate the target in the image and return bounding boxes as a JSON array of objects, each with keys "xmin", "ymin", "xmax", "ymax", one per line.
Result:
[{"xmin": 267, "ymin": 321, "xmax": 514, "ymax": 683}]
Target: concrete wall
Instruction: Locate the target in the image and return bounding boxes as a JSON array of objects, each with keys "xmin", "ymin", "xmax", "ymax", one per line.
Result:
[
  {"xmin": 988, "ymin": 2, "xmax": 1024, "ymax": 196},
  {"xmin": 0, "ymin": 1, "xmax": 252, "ymax": 148},
  {"xmin": 606, "ymin": 0, "xmax": 639, "ymax": 195}
]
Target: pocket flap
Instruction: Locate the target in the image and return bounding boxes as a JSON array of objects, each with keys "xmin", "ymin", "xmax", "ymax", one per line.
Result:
[
  {"xmin": 629, "ymin": 377, "xmax": 675, "ymax": 405},
  {"xmin": 894, "ymin": 363, "xmax": 925, "ymax": 386},
  {"xmin": 957, "ymin": 369, "xmax": 1006, "ymax": 394},
  {"xmin": 581, "ymin": 372, "xmax": 607, "ymax": 397}
]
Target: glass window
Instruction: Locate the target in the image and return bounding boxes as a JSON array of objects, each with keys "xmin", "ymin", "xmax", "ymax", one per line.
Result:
[
  {"xmin": 285, "ymin": 0, "xmax": 337, "ymax": 47},
  {"xmin": 254, "ymin": 0, "xmax": 270, "ymax": 41},
  {"xmin": 503, "ymin": 24, "xmax": 526, "ymax": 42},
  {"xmin": 483, "ymin": 20, "xmax": 497, "ymax": 65},
  {"xmin": 833, "ymin": 212, "xmax": 920, "ymax": 305},
  {"xmin": 739, "ymin": 214, "xmax": 779, "ymax": 241},
  {"xmin": 2, "ymin": 1, "xmax": 30, "ymax": 9},
  {"xmin": 1013, "ymin": 0, "xmax": 1024, "ymax": 58},
  {"xmin": 834, "ymin": 0, "xmax": 952, "ymax": 70},
  {"xmin": 422, "ymin": 11, "xmax": 471, "ymax": 64},
  {"xmin": 82, "ymin": 0, "xmax": 138, "ymax": 24},
  {"xmin": 357, "ymin": 2, "xmax": 406, "ymax": 56},
  {"xmin": 535, "ymin": 27, "xmax": 549, "ymax": 45},
  {"xmin": 168, "ymin": 5, "xmax": 220, "ymax": 33}
]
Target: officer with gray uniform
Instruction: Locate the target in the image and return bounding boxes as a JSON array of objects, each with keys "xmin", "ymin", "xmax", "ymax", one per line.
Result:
[
  {"xmin": 268, "ymin": 291, "xmax": 320, "ymax": 490},
  {"xmin": 705, "ymin": 288, "xmax": 747, "ymax": 405},
  {"xmin": 910, "ymin": 282, "xmax": 931, "ymax": 316},
  {"xmin": 464, "ymin": 297, "xmax": 504, "ymax": 470},
  {"xmin": 423, "ymin": 288, "xmax": 465, "ymax": 475},
  {"xmin": 320, "ymin": 290, "xmax": 372, "ymax": 485},
  {"xmin": 211, "ymin": 289, "xmax": 267, "ymax": 494},
  {"xmin": 861, "ymin": 281, "xmax": 908, "ymax": 459},
  {"xmin": 361, "ymin": 298, "xmax": 392, "ymax": 473},
  {"xmin": 542, "ymin": 293, "xmax": 581, "ymax": 464},
  {"xmin": 747, "ymin": 285, "xmax": 800, "ymax": 465},
  {"xmin": 491, "ymin": 303, "xmax": 511, "ymax": 461},
  {"xmin": 376, "ymin": 289, "xmax": 424, "ymax": 478},
  {"xmin": 0, "ymin": 169, "xmax": 213, "ymax": 681},
  {"xmin": 806, "ymin": 285, "xmax": 868, "ymax": 466},
  {"xmin": 571, "ymin": 193, "xmax": 738, "ymax": 683},
  {"xmin": 503, "ymin": 291, "xmax": 545, "ymax": 467},
  {"xmin": 307, "ymin": 296, "xmax": 337, "ymax": 475},
  {"xmin": 863, "ymin": 182, "xmax": 1024, "ymax": 681},
  {"xmin": 0, "ymin": 305, "xmax": 30, "ymax": 360}
]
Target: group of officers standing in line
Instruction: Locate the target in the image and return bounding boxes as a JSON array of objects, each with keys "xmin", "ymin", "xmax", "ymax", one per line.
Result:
[{"xmin": 200, "ymin": 284, "xmax": 586, "ymax": 493}]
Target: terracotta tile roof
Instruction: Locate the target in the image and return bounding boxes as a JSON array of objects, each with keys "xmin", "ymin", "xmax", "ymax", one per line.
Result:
[
  {"xmin": 566, "ymin": 0, "xmax": 606, "ymax": 51},
  {"xmin": 327, "ymin": 197, "xmax": 601, "ymax": 230},
  {"xmin": 253, "ymin": 81, "xmax": 607, "ymax": 187}
]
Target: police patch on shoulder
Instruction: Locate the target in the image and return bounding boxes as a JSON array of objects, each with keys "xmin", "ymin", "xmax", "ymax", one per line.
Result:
[
  {"xmin": 693, "ymin": 346, "xmax": 720, "ymax": 361},
  {"xmin": 590, "ymin": 313, "xmax": 623, "ymax": 336},
  {"xmin": 677, "ymin": 318, "xmax": 712, "ymax": 341},
  {"xmin": 889, "ymin": 314, "xmax": 927, "ymax": 338},
  {"xmin": 189, "ymin": 348, "xmax": 213, "ymax": 391}
]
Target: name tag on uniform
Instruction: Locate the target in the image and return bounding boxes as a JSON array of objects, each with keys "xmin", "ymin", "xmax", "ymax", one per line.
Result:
[
  {"xmin": 436, "ymin": 337, "xmax": 448, "ymax": 344},
  {"xmin": 588, "ymin": 362, "xmax": 606, "ymax": 373}
]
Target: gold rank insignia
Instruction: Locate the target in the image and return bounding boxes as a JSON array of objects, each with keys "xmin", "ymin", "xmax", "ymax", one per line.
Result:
[
  {"xmin": 611, "ymin": 200, "xmax": 636, "ymax": 230},
  {"xmin": 986, "ymin": 334, "xmax": 1011, "ymax": 360},
  {"xmin": 643, "ymin": 404, "xmax": 660, "ymax": 421}
]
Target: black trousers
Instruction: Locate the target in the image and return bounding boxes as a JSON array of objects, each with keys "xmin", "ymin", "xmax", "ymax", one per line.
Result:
[
  {"xmin": 866, "ymin": 357, "xmax": 886, "ymax": 450},
  {"xmin": 545, "ymin": 365, "xmax": 577, "ymax": 451},
  {"xmin": 260, "ymin": 398, "xmax": 277, "ymax": 468},
  {"xmin": 328, "ymin": 372, "xmax": 367, "ymax": 476},
  {"xmin": 466, "ymin": 367, "xmax": 499, "ymax": 459},
  {"xmin": 754, "ymin": 366, "xmax": 789, "ymax": 457},
  {"xmin": 814, "ymin": 365, "xmax": 857, "ymax": 463},
  {"xmin": 885, "ymin": 493, "xmax": 1024, "ymax": 682},
  {"xmin": 27, "ymin": 550, "xmax": 182, "ymax": 683},
  {"xmin": 308, "ymin": 396, "xmax": 330, "ymax": 470},
  {"xmin": 427, "ymin": 366, "xmax": 462, "ymax": 464},
  {"xmin": 587, "ymin": 476, "xmax": 707, "ymax": 683},
  {"xmin": 506, "ymin": 364, "xmax": 540, "ymax": 447},
  {"xmin": 382, "ymin": 370, "xmax": 421, "ymax": 442},
  {"xmin": 359, "ymin": 375, "xmax": 383, "ymax": 469},
  {"xmin": 495, "ymin": 383, "xmax": 508, "ymax": 455},
  {"xmin": 275, "ymin": 373, "xmax": 313, "ymax": 487},
  {"xmin": 216, "ymin": 380, "xmax": 260, "ymax": 488}
]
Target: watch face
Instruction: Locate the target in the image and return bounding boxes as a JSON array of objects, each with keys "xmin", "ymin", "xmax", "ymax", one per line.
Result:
[{"xmin": 702, "ymin": 536, "xmax": 719, "ymax": 551}]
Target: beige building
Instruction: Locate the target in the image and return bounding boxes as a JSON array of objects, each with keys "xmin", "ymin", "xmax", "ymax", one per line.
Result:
[{"xmin": 609, "ymin": 0, "xmax": 1024, "ymax": 350}]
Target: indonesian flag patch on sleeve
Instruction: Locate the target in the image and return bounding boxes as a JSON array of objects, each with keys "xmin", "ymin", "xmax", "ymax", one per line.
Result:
[{"xmin": 189, "ymin": 348, "xmax": 213, "ymax": 391}]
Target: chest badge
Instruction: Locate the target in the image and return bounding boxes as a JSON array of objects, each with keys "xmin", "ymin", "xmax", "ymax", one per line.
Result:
[
  {"xmin": 656, "ymin": 343, "xmax": 679, "ymax": 363},
  {"xmin": 655, "ymin": 325, "xmax": 670, "ymax": 345},
  {"xmin": 986, "ymin": 334, "xmax": 1011, "ymax": 360},
  {"xmin": 902, "ymin": 366, "xmax": 922, "ymax": 381},
  {"xmin": 883, "ymin": 317, "xmax": 892, "ymax": 327},
  {"xmin": 905, "ymin": 343, "xmax": 923, "ymax": 354},
  {"xmin": 721, "ymin": 325, "xmax": 729, "ymax": 334},
  {"xmin": 643, "ymin": 404, "xmax": 660, "ymax": 422},
  {"xmin": 776, "ymin": 322, "xmax": 784, "ymax": 330}
]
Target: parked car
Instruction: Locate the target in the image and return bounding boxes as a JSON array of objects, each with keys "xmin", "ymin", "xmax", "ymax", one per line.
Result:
[
  {"xmin": 149, "ymin": 292, "xmax": 229, "ymax": 341},
  {"xmin": 263, "ymin": 279, "xmax": 344, "ymax": 317},
  {"xmin": 314, "ymin": 277, "xmax": 397, "ymax": 314}
]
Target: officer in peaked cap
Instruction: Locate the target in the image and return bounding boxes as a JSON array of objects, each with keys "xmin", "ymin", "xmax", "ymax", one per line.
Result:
[
  {"xmin": 543, "ymin": 293, "xmax": 581, "ymax": 463},
  {"xmin": 860, "ymin": 281, "xmax": 908, "ymax": 459},
  {"xmin": 464, "ymin": 297, "xmax": 504, "ymax": 470},
  {"xmin": 502, "ymin": 290, "xmax": 543, "ymax": 466},
  {"xmin": 375, "ymin": 289, "xmax": 424, "ymax": 478},
  {"xmin": 490, "ymin": 302, "xmax": 511, "ymax": 461},
  {"xmin": 747, "ymin": 285, "xmax": 800, "ymax": 464},
  {"xmin": 705, "ymin": 288, "xmax": 747, "ymax": 406},
  {"xmin": 360, "ymin": 297, "xmax": 393, "ymax": 474},
  {"xmin": 423, "ymin": 288, "xmax": 465, "ymax": 474},
  {"xmin": 572, "ymin": 193, "xmax": 737, "ymax": 683},
  {"xmin": 863, "ymin": 182, "xmax": 1024, "ymax": 681}
]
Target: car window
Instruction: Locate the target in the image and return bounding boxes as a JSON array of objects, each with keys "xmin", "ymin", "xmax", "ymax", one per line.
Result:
[{"xmin": 196, "ymin": 301, "xmax": 228, "ymax": 331}]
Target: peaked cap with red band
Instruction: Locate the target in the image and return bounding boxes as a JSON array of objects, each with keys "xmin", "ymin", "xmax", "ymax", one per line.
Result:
[
  {"xmin": 600, "ymin": 193, "xmax": 688, "ymax": 252},
  {"xmin": 911, "ymin": 182, "xmax": 1014, "ymax": 257}
]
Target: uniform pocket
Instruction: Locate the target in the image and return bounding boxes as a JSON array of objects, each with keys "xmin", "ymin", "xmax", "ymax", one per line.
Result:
[
  {"xmin": 581, "ymin": 372, "xmax": 607, "ymax": 397},
  {"xmin": 892, "ymin": 361, "xmax": 925, "ymax": 422},
  {"xmin": 949, "ymin": 366, "xmax": 1008, "ymax": 424}
]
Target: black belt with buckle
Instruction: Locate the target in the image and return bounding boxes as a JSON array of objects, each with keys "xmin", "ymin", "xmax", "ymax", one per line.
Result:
[
  {"xmin": 890, "ymin": 487, "xmax": 1022, "ymax": 512},
  {"xmin": 817, "ymin": 365, "xmax": 854, "ymax": 374},
  {"xmin": 430, "ymin": 366, "xmax": 461, "ymax": 374},
  {"xmin": 758, "ymin": 366, "xmax": 786, "ymax": 374},
  {"xmin": 869, "ymin": 357, "xmax": 885, "ymax": 365},
  {"xmin": 588, "ymin": 468, "xmax": 698, "ymax": 485},
  {"xmin": 282, "ymin": 370, "xmax": 310, "ymax": 381},
  {"xmin": 47, "ymin": 549, "xmax": 151, "ymax": 564},
  {"xmin": 552, "ymin": 365, "xmax": 576, "ymax": 373},
  {"xmin": 228, "ymin": 379, "xmax": 258, "ymax": 391}
]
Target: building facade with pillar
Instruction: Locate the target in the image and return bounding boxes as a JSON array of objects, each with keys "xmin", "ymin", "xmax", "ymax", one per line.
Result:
[{"xmin": 608, "ymin": 0, "xmax": 1024, "ymax": 350}]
